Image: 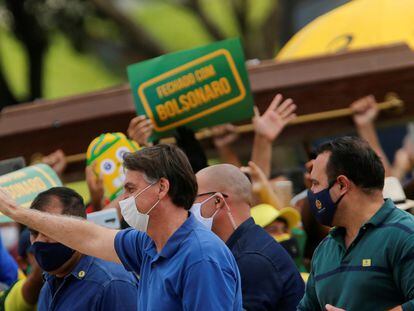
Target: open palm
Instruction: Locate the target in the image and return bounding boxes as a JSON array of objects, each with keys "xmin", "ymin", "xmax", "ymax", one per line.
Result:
[{"xmin": 253, "ymin": 94, "xmax": 297, "ymax": 142}]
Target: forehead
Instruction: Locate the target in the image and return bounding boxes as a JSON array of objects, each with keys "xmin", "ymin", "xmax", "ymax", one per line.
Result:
[
  {"xmin": 311, "ymin": 152, "xmax": 330, "ymax": 179},
  {"xmin": 124, "ymin": 170, "xmax": 147, "ymax": 185},
  {"xmin": 37, "ymin": 197, "xmax": 64, "ymax": 215}
]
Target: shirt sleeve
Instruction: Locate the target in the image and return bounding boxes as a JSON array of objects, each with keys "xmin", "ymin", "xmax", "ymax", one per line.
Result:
[
  {"xmin": 394, "ymin": 234, "xmax": 414, "ymax": 311},
  {"xmin": 98, "ymin": 279, "xmax": 138, "ymax": 311},
  {"xmin": 114, "ymin": 228, "xmax": 148, "ymax": 274},
  {"xmin": 182, "ymin": 259, "xmax": 240, "ymax": 311},
  {"xmin": 297, "ymin": 269, "xmax": 320, "ymax": 311},
  {"xmin": 236, "ymin": 253, "xmax": 282, "ymax": 310}
]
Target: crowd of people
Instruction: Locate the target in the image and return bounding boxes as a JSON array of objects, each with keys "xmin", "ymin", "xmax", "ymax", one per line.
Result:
[{"xmin": 0, "ymin": 93, "xmax": 414, "ymax": 310}]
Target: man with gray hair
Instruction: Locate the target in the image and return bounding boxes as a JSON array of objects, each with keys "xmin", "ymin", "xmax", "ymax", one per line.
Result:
[
  {"xmin": 0, "ymin": 144, "xmax": 242, "ymax": 310},
  {"xmin": 193, "ymin": 163, "xmax": 304, "ymax": 310}
]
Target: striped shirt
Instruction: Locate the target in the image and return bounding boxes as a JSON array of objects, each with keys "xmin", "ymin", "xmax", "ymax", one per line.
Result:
[{"xmin": 298, "ymin": 199, "xmax": 414, "ymax": 311}]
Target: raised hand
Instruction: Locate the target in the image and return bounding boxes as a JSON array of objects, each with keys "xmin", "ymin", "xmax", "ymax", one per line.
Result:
[
  {"xmin": 127, "ymin": 115, "xmax": 153, "ymax": 146},
  {"xmin": 252, "ymin": 94, "xmax": 297, "ymax": 142},
  {"xmin": 41, "ymin": 149, "xmax": 67, "ymax": 177},
  {"xmin": 85, "ymin": 162, "xmax": 104, "ymax": 211},
  {"xmin": 241, "ymin": 161, "xmax": 284, "ymax": 209},
  {"xmin": 240, "ymin": 161, "xmax": 270, "ymax": 193},
  {"xmin": 211, "ymin": 124, "xmax": 239, "ymax": 148}
]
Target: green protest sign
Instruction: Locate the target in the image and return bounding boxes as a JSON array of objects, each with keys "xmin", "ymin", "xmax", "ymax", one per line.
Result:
[
  {"xmin": 127, "ymin": 38, "xmax": 254, "ymax": 139},
  {"xmin": 0, "ymin": 164, "xmax": 62, "ymax": 223}
]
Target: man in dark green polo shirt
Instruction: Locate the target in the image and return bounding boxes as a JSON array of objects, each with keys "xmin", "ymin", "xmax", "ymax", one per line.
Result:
[{"xmin": 299, "ymin": 136, "xmax": 414, "ymax": 311}]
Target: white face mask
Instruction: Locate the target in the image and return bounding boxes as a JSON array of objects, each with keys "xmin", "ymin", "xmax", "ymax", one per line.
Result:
[
  {"xmin": 119, "ymin": 183, "xmax": 160, "ymax": 232},
  {"xmin": 190, "ymin": 195, "xmax": 219, "ymax": 230}
]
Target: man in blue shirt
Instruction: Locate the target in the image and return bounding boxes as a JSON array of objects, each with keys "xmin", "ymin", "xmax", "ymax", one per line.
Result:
[
  {"xmin": 29, "ymin": 187, "xmax": 138, "ymax": 311},
  {"xmin": 194, "ymin": 164, "xmax": 305, "ymax": 310},
  {"xmin": 0, "ymin": 144, "xmax": 242, "ymax": 310}
]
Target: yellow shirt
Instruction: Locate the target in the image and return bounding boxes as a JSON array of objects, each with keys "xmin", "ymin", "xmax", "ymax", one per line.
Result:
[{"xmin": 5, "ymin": 279, "xmax": 36, "ymax": 311}]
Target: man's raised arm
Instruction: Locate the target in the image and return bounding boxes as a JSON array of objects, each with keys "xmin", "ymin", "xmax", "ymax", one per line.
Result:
[{"xmin": 0, "ymin": 188, "xmax": 120, "ymax": 263}]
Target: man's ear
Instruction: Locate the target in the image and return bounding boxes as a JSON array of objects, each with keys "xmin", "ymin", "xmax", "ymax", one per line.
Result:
[
  {"xmin": 214, "ymin": 193, "xmax": 226, "ymax": 210},
  {"xmin": 158, "ymin": 178, "xmax": 170, "ymax": 199},
  {"xmin": 337, "ymin": 175, "xmax": 351, "ymax": 193}
]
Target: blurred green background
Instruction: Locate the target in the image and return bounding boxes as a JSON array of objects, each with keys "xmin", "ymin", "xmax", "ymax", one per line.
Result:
[{"xmin": 0, "ymin": 0, "xmax": 279, "ymax": 107}]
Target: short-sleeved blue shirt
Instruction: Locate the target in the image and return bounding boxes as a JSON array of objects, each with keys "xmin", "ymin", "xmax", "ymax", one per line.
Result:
[
  {"xmin": 38, "ymin": 255, "xmax": 139, "ymax": 311},
  {"xmin": 114, "ymin": 213, "xmax": 242, "ymax": 310}
]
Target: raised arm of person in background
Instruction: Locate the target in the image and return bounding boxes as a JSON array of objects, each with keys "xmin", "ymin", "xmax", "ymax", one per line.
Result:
[
  {"xmin": 41, "ymin": 149, "xmax": 67, "ymax": 179},
  {"xmin": 241, "ymin": 161, "xmax": 284, "ymax": 210},
  {"xmin": 391, "ymin": 135, "xmax": 414, "ymax": 182},
  {"xmin": 251, "ymin": 94, "xmax": 297, "ymax": 178},
  {"xmin": 127, "ymin": 115, "xmax": 154, "ymax": 147},
  {"xmin": 3, "ymin": 260, "xmax": 43, "ymax": 310},
  {"xmin": 392, "ymin": 147, "xmax": 412, "ymax": 181},
  {"xmin": 351, "ymin": 95, "xmax": 392, "ymax": 176},
  {"xmin": 211, "ymin": 124, "xmax": 241, "ymax": 167},
  {"xmin": 175, "ymin": 127, "xmax": 208, "ymax": 173},
  {"xmin": 20, "ymin": 259, "xmax": 43, "ymax": 307},
  {"xmin": 85, "ymin": 162, "xmax": 105, "ymax": 212},
  {"xmin": 0, "ymin": 189, "xmax": 120, "ymax": 264}
]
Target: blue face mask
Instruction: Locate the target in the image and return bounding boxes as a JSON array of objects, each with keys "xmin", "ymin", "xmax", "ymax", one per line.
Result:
[
  {"xmin": 307, "ymin": 181, "xmax": 345, "ymax": 227},
  {"xmin": 30, "ymin": 242, "xmax": 75, "ymax": 272}
]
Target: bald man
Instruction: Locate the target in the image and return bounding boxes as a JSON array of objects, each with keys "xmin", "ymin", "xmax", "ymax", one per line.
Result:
[{"xmin": 192, "ymin": 164, "xmax": 304, "ymax": 311}]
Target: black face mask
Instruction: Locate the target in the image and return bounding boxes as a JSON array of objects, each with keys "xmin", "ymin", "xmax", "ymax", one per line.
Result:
[
  {"xmin": 30, "ymin": 242, "xmax": 75, "ymax": 272},
  {"xmin": 307, "ymin": 181, "xmax": 346, "ymax": 227}
]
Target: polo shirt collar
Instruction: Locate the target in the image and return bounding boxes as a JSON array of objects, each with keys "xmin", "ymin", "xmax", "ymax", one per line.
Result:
[
  {"xmin": 157, "ymin": 213, "xmax": 198, "ymax": 259},
  {"xmin": 330, "ymin": 199, "xmax": 396, "ymax": 241},
  {"xmin": 329, "ymin": 226, "xmax": 344, "ymax": 238},
  {"xmin": 226, "ymin": 217, "xmax": 255, "ymax": 249},
  {"xmin": 365, "ymin": 198, "xmax": 396, "ymax": 227},
  {"xmin": 69, "ymin": 255, "xmax": 94, "ymax": 280},
  {"xmin": 43, "ymin": 255, "xmax": 94, "ymax": 282}
]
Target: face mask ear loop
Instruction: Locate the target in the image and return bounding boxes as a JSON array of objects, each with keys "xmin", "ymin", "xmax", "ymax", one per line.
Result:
[
  {"xmin": 134, "ymin": 182, "xmax": 156, "ymax": 199},
  {"xmin": 200, "ymin": 193, "xmax": 216, "ymax": 205},
  {"xmin": 197, "ymin": 194, "xmax": 219, "ymax": 217},
  {"xmin": 222, "ymin": 198, "xmax": 237, "ymax": 230},
  {"xmin": 210, "ymin": 208, "xmax": 220, "ymax": 219},
  {"xmin": 146, "ymin": 199, "xmax": 160, "ymax": 216},
  {"xmin": 328, "ymin": 178, "xmax": 346, "ymax": 205}
]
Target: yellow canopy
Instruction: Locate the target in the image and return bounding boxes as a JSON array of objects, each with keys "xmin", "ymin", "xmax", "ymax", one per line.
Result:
[{"xmin": 277, "ymin": 0, "xmax": 414, "ymax": 61}]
